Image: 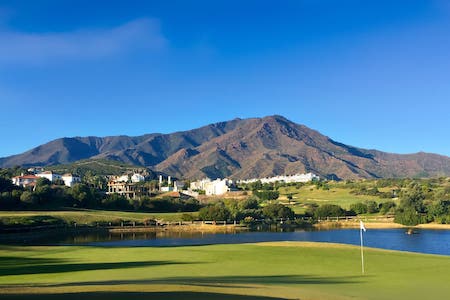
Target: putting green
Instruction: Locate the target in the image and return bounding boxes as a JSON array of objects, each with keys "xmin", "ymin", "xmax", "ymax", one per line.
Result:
[{"xmin": 0, "ymin": 242, "xmax": 449, "ymax": 300}]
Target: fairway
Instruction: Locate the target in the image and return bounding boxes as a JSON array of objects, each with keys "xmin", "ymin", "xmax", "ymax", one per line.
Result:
[
  {"xmin": 1, "ymin": 242, "xmax": 449, "ymax": 300},
  {"xmin": 278, "ymin": 185, "xmax": 393, "ymax": 213}
]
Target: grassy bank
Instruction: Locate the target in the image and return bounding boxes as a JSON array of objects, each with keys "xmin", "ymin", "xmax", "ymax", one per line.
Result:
[
  {"xmin": 0, "ymin": 209, "xmax": 195, "ymax": 228},
  {"xmin": 0, "ymin": 242, "xmax": 449, "ymax": 299}
]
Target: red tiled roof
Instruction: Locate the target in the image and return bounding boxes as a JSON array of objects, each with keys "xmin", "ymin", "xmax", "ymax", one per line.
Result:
[{"xmin": 13, "ymin": 175, "xmax": 39, "ymax": 179}]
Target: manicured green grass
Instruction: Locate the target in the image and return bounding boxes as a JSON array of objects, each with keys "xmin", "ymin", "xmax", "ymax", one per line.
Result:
[
  {"xmin": 278, "ymin": 185, "xmax": 393, "ymax": 210},
  {"xmin": 0, "ymin": 242, "xmax": 449, "ymax": 300},
  {"xmin": 0, "ymin": 209, "xmax": 195, "ymax": 226}
]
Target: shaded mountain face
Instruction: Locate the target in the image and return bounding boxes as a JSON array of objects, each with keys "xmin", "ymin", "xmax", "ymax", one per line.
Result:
[{"xmin": 1, "ymin": 115, "xmax": 449, "ymax": 180}]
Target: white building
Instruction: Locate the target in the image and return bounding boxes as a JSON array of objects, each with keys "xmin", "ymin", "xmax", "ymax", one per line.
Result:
[
  {"xmin": 190, "ymin": 178, "xmax": 231, "ymax": 196},
  {"xmin": 173, "ymin": 181, "xmax": 185, "ymax": 192},
  {"xmin": 36, "ymin": 171, "xmax": 62, "ymax": 182},
  {"xmin": 62, "ymin": 174, "xmax": 81, "ymax": 187},
  {"xmin": 240, "ymin": 172, "xmax": 320, "ymax": 184},
  {"xmin": 116, "ymin": 175, "xmax": 129, "ymax": 182},
  {"xmin": 160, "ymin": 186, "xmax": 174, "ymax": 192},
  {"xmin": 131, "ymin": 173, "xmax": 145, "ymax": 183},
  {"xmin": 11, "ymin": 174, "xmax": 39, "ymax": 188}
]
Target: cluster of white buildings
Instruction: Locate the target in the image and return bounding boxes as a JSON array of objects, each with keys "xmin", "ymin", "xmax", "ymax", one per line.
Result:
[
  {"xmin": 239, "ymin": 172, "xmax": 320, "ymax": 184},
  {"xmin": 190, "ymin": 178, "xmax": 233, "ymax": 196},
  {"xmin": 188, "ymin": 173, "xmax": 320, "ymax": 196},
  {"xmin": 12, "ymin": 171, "xmax": 81, "ymax": 188}
]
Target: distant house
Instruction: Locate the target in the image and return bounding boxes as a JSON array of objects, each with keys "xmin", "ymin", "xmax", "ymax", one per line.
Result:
[
  {"xmin": 107, "ymin": 180, "xmax": 150, "ymax": 199},
  {"xmin": 62, "ymin": 174, "xmax": 81, "ymax": 187},
  {"xmin": 160, "ymin": 186, "xmax": 174, "ymax": 192},
  {"xmin": 190, "ymin": 178, "xmax": 231, "ymax": 196},
  {"xmin": 173, "ymin": 181, "xmax": 185, "ymax": 192},
  {"xmin": 36, "ymin": 171, "xmax": 62, "ymax": 182},
  {"xmin": 116, "ymin": 175, "xmax": 129, "ymax": 182},
  {"xmin": 27, "ymin": 167, "xmax": 44, "ymax": 174},
  {"xmin": 11, "ymin": 174, "xmax": 39, "ymax": 188},
  {"xmin": 131, "ymin": 173, "xmax": 145, "ymax": 183}
]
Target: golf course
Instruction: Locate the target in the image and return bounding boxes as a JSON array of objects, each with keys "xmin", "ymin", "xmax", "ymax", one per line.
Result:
[{"xmin": 1, "ymin": 241, "xmax": 449, "ymax": 300}]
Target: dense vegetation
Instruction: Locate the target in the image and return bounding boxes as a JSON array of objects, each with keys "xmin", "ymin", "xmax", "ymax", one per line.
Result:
[
  {"xmin": 1, "ymin": 165, "xmax": 450, "ymax": 226},
  {"xmin": 242, "ymin": 177, "xmax": 450, "ymax": 225}
]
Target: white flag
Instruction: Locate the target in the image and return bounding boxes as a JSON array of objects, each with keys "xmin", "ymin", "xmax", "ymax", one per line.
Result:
[{"xmin": 360, "ymin": 220, "xmax": 366, "ymax": 232}]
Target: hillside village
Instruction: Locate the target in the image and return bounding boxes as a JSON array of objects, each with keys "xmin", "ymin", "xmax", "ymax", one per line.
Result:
[{"xmin": 10, "ymin": 166, "xmax": 320, "ymax": 199}]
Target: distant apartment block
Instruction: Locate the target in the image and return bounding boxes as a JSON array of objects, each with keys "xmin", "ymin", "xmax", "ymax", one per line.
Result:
[{"xmin": 239, "ymin": 172, "xmax": 320, "ymax": 184}]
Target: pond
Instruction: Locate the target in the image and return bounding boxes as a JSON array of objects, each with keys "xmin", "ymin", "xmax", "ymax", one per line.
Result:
[{"xmin": 2, "ymin": 228, "xmax": 450, "ymax": 256}]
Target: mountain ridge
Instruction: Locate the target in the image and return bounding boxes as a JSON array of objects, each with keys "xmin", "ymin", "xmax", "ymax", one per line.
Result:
[{"xmin": 1, "ymin": 115, "xmax": 449, "ymax": 180}]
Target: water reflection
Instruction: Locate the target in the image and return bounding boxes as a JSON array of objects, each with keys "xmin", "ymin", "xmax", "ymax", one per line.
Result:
[{"xmin": 2, "ymin": 228, "xmax": 449, "ymax": 256}]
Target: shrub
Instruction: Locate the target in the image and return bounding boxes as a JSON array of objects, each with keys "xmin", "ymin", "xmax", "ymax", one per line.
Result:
[
  {"xmin": 262, "ymin": 203, "xmax": 294, "ymax": 220},
  {"xmin": 366, "ymin": 200, "xmax": 379, "ymax": 214},
  {"xmin": 394, "ymin": 207, "xmax": 425, "ymax": 226},
  {"xmin": 379, "ymin": 201, "xmax": 396, "ymax": 214},
  {"xmin": 253, "ymin": 190, "xmax": 279, "ymax": 201},
  {"xmin": 350, "ymin": 202, "xmax": 368, "ymax": 215},
  {"xmin": 198, "ymin": 203, "xmax": 231, "ymax": 221},
  {"xmin": 181, "ymin": 213, "xmax": 196, "ymax": 222},
  {"xmin": 314, "ymin": 204, "xmax": 346, "ymax": 219}
]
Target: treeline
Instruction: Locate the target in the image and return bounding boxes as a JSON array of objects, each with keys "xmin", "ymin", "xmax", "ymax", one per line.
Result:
[
  {"xmin": 193, "ymin": 198, "xmax": 295, "ymax": 223},
  {"xmin": 320, "ymin": 178, "xmax": 450, "ymax": 225},
  {"xmin": 394, "ymin": 182, "xmax": 450, "ymax": 225},
  {"xmin": 0, "ymin": 176, "xmax": 200, "ymax": 213},
  {"xmin": 303, "ymin": 200, "xmax": 396, "ymax": 220}
]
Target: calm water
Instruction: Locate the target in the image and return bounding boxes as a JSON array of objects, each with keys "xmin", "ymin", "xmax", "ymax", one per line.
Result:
[{"xmin": 3, "ymin": 228, "xmax": 450, "ymax": 256}]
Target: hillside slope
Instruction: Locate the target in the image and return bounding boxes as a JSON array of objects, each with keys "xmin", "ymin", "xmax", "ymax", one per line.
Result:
[{"xmin": 1, "ymin": 115, "xmax": 449, "ymax": 180}]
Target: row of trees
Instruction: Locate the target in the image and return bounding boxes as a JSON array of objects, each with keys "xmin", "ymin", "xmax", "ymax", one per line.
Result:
[
  {"xmin": 394, "ymin": 182, "xmax": 450, "ymax": 225},
  {"xmin": 196, "ymin": 198, "xmax": 295, "ymax": 222},
  {"xmin": 0, "ymin": 176, "xmax": 200, "ymax": 213}
]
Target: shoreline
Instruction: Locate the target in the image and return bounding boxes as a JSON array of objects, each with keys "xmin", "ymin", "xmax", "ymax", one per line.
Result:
[
  {"xmin": 313, "ymin": 220, "xmax": 450, "ymax": 230},
  {"xmin": 108, "ymin": 223, "xmax": 249, "ymax": 233},
  {"xmin": 2, "ymin": 220, "xmax": 450, "ymax": 236}
]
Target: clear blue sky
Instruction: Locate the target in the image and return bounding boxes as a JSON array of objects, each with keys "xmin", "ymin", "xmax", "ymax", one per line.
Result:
[{"xmin": 1, "ymin": 0, "xmax": 449, "ymax": 158}]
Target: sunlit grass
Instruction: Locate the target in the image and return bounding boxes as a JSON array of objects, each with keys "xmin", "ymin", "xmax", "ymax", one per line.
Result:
[
  {"xmin": 0, "ymin": 242, "xmax": 449, "ymax": 300},
  {"xmin": 0, "ymin": 209, "xmax": 194, "ymax": 225}
]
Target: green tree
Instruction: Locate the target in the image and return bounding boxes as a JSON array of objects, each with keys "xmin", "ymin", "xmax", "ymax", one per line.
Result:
[
  {"xmin": 20, "ymin": 191, "xmax": 38, "ymax": 205},
  {"xmin": 239, "ymin": 197, "xmax": 259, "ymax": 210},
  {"xmin": 70, "ymin": 183, "xmax": 98, "ymax": 208},
  {"xmin": 314, "ymin": 204, "xmax": 346, "ymax": 219},
  {"xmin": 0, "ymin": 176, "xmax": 15, "ymax": 193},
  {"xmin": 262, "ymin": 203, "xmax": 294, "ymax": 220},
  {"xmin": 394, "ymin": 207, "xmax": 424, "ymax": 226},
  {"xmin": 198, "ymin": 203, "xmax": 231, "ymax": 221},
  {"xmin": 366, "ymin": 200, "xmax": 379, "ymax": 213},
  {"xmin": 253, "ymin": 190, "xmax": 279, "ymax": 201},
  {"xmin": 379, "ymin": 201, "xmax": 396, "ymax": 214},
  {"xmin": 395, "ymin": 183, "xmax": 426, "ymax": 225},
  {"xmin": 350, "ymin": 202, "xmax": 368, "ymax": 215}
]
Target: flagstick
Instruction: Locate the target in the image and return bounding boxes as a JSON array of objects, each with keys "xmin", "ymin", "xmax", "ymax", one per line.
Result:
[{"xmin": 360, "ymin": 227, "xmax": 365, "ymax": 275}]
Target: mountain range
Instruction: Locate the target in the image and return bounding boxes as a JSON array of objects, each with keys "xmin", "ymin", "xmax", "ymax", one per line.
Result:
[{"xmin": 1, "ymin": 115, "xmax": 449, "ymax": 180}]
